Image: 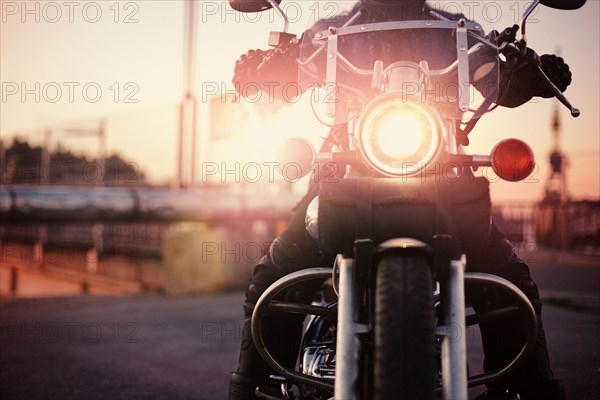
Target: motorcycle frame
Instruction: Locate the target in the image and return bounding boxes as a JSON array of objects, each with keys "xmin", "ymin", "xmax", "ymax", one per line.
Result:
[
  {"xmin": 298, "ymin": 17, "xmax": 503, "ymax": 175},
  {"xmin": 252, "ymin": 12, "xmax": 539, "ymax": 400},
  {"xmin": 231, "ymin": 0, "xmax": 586, "ymax": 398},
  {"xmin": 300, "ymin": 18, "xmax": 485, "ymax": 122}
]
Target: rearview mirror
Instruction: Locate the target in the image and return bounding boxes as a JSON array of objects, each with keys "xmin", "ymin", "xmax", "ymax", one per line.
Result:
[
  {"xmin": 228, "ymin": 0, "xmax": 281, "ymax": 13},
  {"xmin": 539, "ymin": 0, "xmax": 586, "ymax": 10}
]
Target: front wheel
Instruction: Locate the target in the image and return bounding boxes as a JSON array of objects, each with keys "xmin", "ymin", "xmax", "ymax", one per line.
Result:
[{"xmin": 374, "ymin": 253, "xmax": 436, "ymax": 399}]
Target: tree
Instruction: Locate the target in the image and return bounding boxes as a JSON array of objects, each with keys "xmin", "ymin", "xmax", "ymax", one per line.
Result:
[{"xmin": 1, "ymin": 139, "xmax": 146, "ymax": 186}]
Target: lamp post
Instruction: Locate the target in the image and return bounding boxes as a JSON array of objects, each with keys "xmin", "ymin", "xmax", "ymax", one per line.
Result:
[
  {"xmin": 176, "ymin": 0, "xmax": 198, "ymax": 190},
  {"xmin": 64, "ymin": 120, "xmax": 107, "ymax": 186}
]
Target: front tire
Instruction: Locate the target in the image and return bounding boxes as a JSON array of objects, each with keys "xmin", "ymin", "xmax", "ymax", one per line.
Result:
[{"xmin": 374, "ymin": 254, "xmax": 435, "ymax": 399}]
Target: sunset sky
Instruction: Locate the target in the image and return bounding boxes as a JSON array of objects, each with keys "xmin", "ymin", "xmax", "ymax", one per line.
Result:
[{"xmin": 1, "ymin": 0, "xmax": 598, "ymax": 202}]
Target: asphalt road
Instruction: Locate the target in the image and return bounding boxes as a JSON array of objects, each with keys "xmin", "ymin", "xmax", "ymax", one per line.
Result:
[{"xmin": 1, "ymin": 258, "xmax": 598, "ymax": 400}]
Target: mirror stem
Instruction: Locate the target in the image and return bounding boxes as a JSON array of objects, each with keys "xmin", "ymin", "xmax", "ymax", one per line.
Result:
[
  {"xmin": 267, "ymin": 0, "xmax": 289, "ymax": 33},
  {"xmin": 519, "ymin": 0, "xmax": 541, "ymax": 53}
]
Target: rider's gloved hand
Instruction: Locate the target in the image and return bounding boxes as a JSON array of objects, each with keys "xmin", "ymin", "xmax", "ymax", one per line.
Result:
[
  {"xmin": 537, "ymin": 54, "xmax": 572, "ymax": 96},
  {"xmin": 232, "ymin": 41, "xmax": 300, "ymax": 101},
  {"xmin": 257, "ymin": 42, "xmax": 300, "ymax": 87},
  {"xmin": 497, "ymin": 50, "xmax": 572, "ymax": 108},
  {"xmin": 232, "ymin": 48, "xmax": 269, "ymax": 97}
]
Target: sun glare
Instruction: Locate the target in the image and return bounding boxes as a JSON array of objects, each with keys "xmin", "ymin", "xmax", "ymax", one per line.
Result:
[{"xmin": 241, "ymin": 102, "xmax": 318, "ymax": 165}]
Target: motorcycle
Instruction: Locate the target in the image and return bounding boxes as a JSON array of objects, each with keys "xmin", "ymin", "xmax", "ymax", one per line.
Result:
[{"xmin": 229, "ymin": 0, "xmax": 584, "ymax": 399}]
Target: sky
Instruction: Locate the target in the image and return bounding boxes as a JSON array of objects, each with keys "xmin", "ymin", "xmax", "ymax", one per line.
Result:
[{"xmin": 1, "ymin": 0, "xmax": 598, "ymax": 202}]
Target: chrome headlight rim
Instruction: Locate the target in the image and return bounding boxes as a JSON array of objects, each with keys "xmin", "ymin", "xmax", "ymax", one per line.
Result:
[{"xmin": 357, "ymin": 95, "xmax": 445, "ymax": 177}]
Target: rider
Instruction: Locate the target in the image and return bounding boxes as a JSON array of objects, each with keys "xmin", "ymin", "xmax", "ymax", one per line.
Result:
[{"xmin": 229, "ymin": 1, "xmax": 573, "ymax": 399}]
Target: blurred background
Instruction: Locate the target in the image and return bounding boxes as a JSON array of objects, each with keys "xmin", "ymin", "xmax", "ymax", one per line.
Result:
[
  {"xmin": 1, "ymin": 2, "xmax": 598, "ymax": 399},
  {"xmin": 1, "ymin": 0, "xmax": 598, "ymax": 296}
]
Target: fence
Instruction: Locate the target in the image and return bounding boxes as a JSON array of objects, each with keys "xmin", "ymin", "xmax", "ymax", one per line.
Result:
[
  {"xmin": 0, "ymin": 185, "xmax": 299, "ymax": 296},
  {"xmin": 1, "ymin": 186, "xmax": 598, "ymax": 296},
  {"xmin": 493, "ymin": 200, "xmax": 600, "ymax": 253}
]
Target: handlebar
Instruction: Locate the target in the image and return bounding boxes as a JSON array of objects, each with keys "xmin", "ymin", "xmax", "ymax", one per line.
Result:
[
  {"xmin": 500, "ymin": 32, "xmax": 580, "ymax": 117},
  {"xmin": 535, "ymin": 64, "xmax": 580, "ymax": 117}
]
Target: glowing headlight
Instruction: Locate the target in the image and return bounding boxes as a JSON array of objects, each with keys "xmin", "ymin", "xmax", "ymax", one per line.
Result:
[{"xmin": 358, "ymin": 97, "xmax": 443, "ymax": 176}]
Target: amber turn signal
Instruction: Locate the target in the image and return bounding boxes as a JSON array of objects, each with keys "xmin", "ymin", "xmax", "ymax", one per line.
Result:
[
  {"xmin": 275, "ymin": 137, "xmax": 315, "ymax": 180},
  {"xmin": 491, "ymin": 139, "xmax": 535, "ymax": 182}
]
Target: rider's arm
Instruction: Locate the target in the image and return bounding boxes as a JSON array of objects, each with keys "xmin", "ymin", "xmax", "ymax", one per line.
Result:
[{"xmin": 232, "ymin": 4, "xmax": 362, "ymax": 100}]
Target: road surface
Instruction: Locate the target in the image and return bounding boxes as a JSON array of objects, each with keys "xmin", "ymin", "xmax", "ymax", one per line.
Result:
[{"xmin": 1, "ymin": 255, "xmax": 598, "ymax": 399}]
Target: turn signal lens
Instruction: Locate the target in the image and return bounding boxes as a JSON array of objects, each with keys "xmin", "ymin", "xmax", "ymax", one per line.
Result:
[
  {"xmin": 491, "ymin": 139, "xmax": 535, "ymax": 181},
  {"xmin": 275, "ymin": 137, "xmax": 315, "ymax": 180}
]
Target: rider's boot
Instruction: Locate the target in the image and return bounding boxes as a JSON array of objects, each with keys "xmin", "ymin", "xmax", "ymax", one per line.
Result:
[
  {"xmin": 229, "ymin": 309, "xmax": 306, "ymax": 399},
  {"xmin": 229, "ymin": 258, "xmax": 287, "ymax": 399},
  {"xmin": 228, "ymin": 370, "xmax": 258, "ymax": 400}
]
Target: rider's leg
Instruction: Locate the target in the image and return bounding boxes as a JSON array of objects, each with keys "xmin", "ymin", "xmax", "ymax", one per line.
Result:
[
  {"xmin": 230, "ymin": 188, "xmax": 327, "ymax": 399},
  {"xmin": 230, "ymin": 254, "xmax": 321, "ymax": 395},
  {"xmin": 467, "ymin": 223, "xmax": 565, "ymax": 400}
]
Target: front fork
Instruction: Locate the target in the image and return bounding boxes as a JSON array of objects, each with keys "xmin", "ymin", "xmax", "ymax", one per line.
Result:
[
  {"xmin": 334, "ymin": 255, "xmax": 368, "ymax": 400},
  {"xmin": 438, "ymin": 255, "xmax": 469, "ymax": 399},
  {"xmin": 333, "ymin": 239, "xmax": 469, "ymax": 400},
  {"xmin": 334, "ymin": 238, "xmax": 538, "ymax": 399}
]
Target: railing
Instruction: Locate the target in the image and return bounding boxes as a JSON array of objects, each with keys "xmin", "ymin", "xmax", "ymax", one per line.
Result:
[
  {"xmin": 0, "ymin": 185, "xmax": 299, "ymax": 222},
  {"xmin": 493, "ymin": 200, "xmax": 600, "ymax": 253},
  {"xmin": 1, "ymin": 185, "xmax": 598, "ymax": 296},
  {"xmin": 0, "ymin": 185, "xmax": 300, "ymax": 295}
]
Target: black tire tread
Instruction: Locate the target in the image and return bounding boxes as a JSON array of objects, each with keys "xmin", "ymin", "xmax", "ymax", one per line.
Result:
[{"xmin": 374, "ymin": 254, "xmax": 435, "ymax": 399}]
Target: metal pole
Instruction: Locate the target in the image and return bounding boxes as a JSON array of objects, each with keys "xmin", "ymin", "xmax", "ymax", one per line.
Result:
[
  {"xmin": 0, "ymin": 137, "xmax": 5, "ymax": 185},
  {"xmin": 191, "ymin": 98, "xmax": 197, "ymax": 188},
  {"xmin": 177, "ymin": 102, "xmax": 184, "ymax": 190},
  {"xmin": 188, "ymin": 0, "xmax": 197, "ymax": 188},
  {"xmin": 177, "ymin": 0, "xmax": 198, "ymax": 190},
  {"xmin": 42, "ymin": 130, "xmax": 51, "ymax": 185},
  {"xmin": 99, "ymin": 120, "xmax": 106, "ymax": 187},
  {"xmin": 0, "ymin": 138, "xmax": 4, "ymax": 185}
]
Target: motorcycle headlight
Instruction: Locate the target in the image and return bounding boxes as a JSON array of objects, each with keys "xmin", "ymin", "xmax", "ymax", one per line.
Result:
[{"xmin": 358, "ymin": 97, "xmax": 443, "ymax": 176}]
